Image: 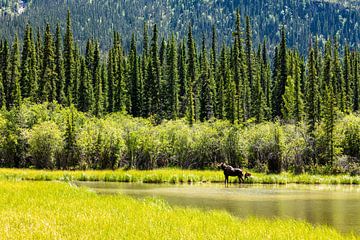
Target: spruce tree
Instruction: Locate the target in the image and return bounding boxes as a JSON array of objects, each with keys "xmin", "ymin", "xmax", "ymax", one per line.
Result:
[
  {"xmin": 187, "ymin": 24, "xmax": 197, "ymax": 122},
  {"xmin": 166, "ymin": 34, "xmax": 179, "ymax": 120},
  {"xmin": 107, "ymin": 48, "xmax": 115, "ymax": 112},
  {"xmin": 178, "ymin": 40, "xmax": 187, "ymax": 118},
  {"xmin": 20, "ymin": 23, "xmax": 34, "ymax": 99},
  {"xmin": 78, "ymin": 57, "xmax": 93, "ymax": 112},
  {"xmin": 199, "ymin": 35, "xmax": 214, "ymax": 121},
  {"xmin": 129, "ymin": 34, "xmax": 141, "ymax": 117},
  {"xmin": 40, "ymin": 23, "xmax": 56, "ymax": 102},
  {"xmin": 343, "ymin": 44, "xmax": 352, "ymax": 113},
  {"xmin": 141, "ymin": 22, "xmax": 149, "ymax": 117},
  {"xmin": 293, "ymin": 53, "xmax": 304, "ymax": 122},
  {"xmin": 272, "ymin": 27, "xmax": 288, "ymax": 118},
  {"xmin": 353, "ymin": 53, "xmax": 359, "ymax": 112},
  {"xmin": 333, "ymin": 37, "xmax": 344, "ymax": 112},
  {"xmin": 306, "ymin": 48, "xmax": 319, "ymax": 134},
  {"xmin": 55, "ymin": 24, "xmax": 65, "ymax": 104},
  {"xmin": 0, "ymin": 72, "xmax": 5, "ymax": 109},
  {"xmin": 282, "ymin": 76, "xmax": 295, "ymax": 121},
  {"xmin": 322, "ymin": 84, "xmax": 336, "ymax": 165},
  {"xmin": 9, "ymin": 35, "xmax": 21, "ymax": 108},
  {"xmin": 64, "ymin": 10, "xmax": 75, "ymax": 106},
  {"xmin": 1, "ymin": 40, "xmax": 10, "ymax": 108},
  {"xmin": 245, "ymin": 16, "xmax": 255, "ymax": 116}
]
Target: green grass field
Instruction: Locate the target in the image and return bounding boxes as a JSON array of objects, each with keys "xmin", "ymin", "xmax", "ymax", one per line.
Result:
[
  {"xmin": 0, "ymin": 180, "xmax": 357, "ymax": 240},
  {"xmin": 0, "ymin": 168, "xmax": 359, "ymax": 185}
]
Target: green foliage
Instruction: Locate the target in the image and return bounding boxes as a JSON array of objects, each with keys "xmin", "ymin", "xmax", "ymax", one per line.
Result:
[{"xmin": 28, "ymin": 121, "xmax": 63, "ymax": 169}]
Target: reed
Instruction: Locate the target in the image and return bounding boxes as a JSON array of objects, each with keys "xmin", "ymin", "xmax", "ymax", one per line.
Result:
[{"xmin": 1, "ymin": 168, "xmax": 359, "ymax": 185}]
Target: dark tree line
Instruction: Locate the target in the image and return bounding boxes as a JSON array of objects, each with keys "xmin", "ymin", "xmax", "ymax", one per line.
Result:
[{"xmin": 0, "ymin": 11, "xmax": 359, "ymax": 134}]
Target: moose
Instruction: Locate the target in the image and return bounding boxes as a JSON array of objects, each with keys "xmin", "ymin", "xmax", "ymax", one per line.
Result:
[{"xmin": 219, "ymin": 163, "xmax": 251, "ymax": 186}]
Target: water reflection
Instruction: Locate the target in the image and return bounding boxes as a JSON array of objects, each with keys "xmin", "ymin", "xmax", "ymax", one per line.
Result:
[{"xmin": 76, "ymin": 182, "xmax": 360, "ymax": 234}]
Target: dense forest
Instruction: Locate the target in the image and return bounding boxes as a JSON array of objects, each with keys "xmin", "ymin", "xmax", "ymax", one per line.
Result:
[
  {"xmin": 0, "ymin": 10, "xmax": 359, "ymax": 173},
  {"xmin": 0, "ymin": 0, "xmax": 359, "ymax": 53}
]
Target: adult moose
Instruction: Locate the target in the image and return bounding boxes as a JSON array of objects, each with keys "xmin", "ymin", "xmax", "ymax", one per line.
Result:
[{"xmin": 219, "ymin": 163, "xmax": 245, "ymax": 186}]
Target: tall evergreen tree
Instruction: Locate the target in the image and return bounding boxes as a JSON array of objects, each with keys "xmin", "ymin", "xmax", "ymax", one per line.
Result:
[
  {"xmin": 64, "ymin": 10, "xmax": 75, "ymax": 106},
  {"xmin": 333, "ymin": 37, "xmax": 344, "ymax": 112},
  {"xmin": 40, "ymin": 23, "xmax": 56, "ymax": 102},
  {"xmin": 20, "ymin": 23, "xmax": 35, "ymax": 99},
  {"xmin": 187, "ymin": 24, "xmax": 197, "ymax": 122},
  {"xmin": 272, "ymin": 26, "xmax": 288, "ymax": 118},
  {"xmin": 353, "ymin": 52, "xmax": 359, "ymax": 112},
  {"xmin": 129, "ymin": 34, "xmax": 141, "ymax": 117},
  {"xmin": 78, "ymin": 57, "xmax": 93, "ymax": 112},
  {"xmin": 165, "ymin": 34, "xmax": 179, "ymax": 120},
  {"xmin": 343, "ymin": 44, "xmax": 352, "ymax": 113},
  {"xmin": 8, "ymin": 35, "xmax": 22, "ymax": 108},
  {"xmin": 199, "ymin": 35, "xmax": 214, "ymax": 121},
  {"xmin": 54, "ymin": 24, "xmax": 65, "ymax": 104},
  {"xmin": 178, "ymin": 40, "xmax": 187, "ymax": 118},
  {"xmin": 306, "ymin": 48, "xmax": 319, "ymax": 134},
  {"xmin": 322, "ymin": 84, "xmax": 336, "ymax": 165},
  {"xmin": 1, "ymin": 40, "xmax": 10, "ymax": 108},
  {"xmin": 0, "ymin": 72, "xmax": 5, "ymax": 109}
]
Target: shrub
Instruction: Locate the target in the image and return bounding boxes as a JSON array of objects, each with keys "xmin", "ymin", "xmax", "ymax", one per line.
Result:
[{"xmin": 28, "ymin": 121, "xmax": 63, "ymax": 169}]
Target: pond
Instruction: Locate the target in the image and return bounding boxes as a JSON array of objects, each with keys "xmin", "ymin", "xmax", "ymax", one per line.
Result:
[{"xmin": 75, "ymin": 182, "xmax": 360, "ymax": 234}]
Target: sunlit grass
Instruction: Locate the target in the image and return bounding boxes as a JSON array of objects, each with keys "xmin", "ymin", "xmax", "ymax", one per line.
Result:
[
  {"xmin": 0, "ymin": 168, "xmax": 359, "ymax": 185},
  {"xmin": 0, "ymin": 180, "xmax": 357, "ymax": 240}
]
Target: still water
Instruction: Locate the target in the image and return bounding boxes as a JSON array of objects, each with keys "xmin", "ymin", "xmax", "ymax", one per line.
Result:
[{"xmin": 76, "ymin": 181, "xmax": 360, "ymax": 234}]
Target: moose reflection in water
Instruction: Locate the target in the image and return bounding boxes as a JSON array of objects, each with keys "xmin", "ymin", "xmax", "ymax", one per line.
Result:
[{"xmin": 219, "ymin": 163, "xmax": 251, "ymax": 186}]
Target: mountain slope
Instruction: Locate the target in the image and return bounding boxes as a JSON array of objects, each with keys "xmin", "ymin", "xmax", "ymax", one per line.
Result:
[{"xmin": 0, "ymin": 0, "xmax": 359, "ymax": 52}]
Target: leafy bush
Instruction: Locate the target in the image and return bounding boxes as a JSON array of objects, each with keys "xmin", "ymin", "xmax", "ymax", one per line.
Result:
[{"xmin": 27, "ymin": 121, "xmax": 63, "ymax": 169}]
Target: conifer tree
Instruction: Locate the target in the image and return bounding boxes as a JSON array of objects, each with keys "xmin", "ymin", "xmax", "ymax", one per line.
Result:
[
  {"xmin": 199, "ymin": 35, "xmax": 214, "ymax": 121},
  {"xmin": 333, "ymin": 37, "xmax": 344, "ymax": 112},
  {"xmin": 113, "ymin": 33, "xmax": 127, "ymax": 112},
  {"xmin": 322, "ymin": 84, "xmax": 336, "ymax": 165},
  {"xmin": 353, "ymin": 53, "xmax": 359, "ymax": 112},
  {"xmin": 147, "ymin": 24, "xmax": 161, "ymax": 117},
  {"xmin": 91, "ymin": 42, "xmax": 103, "ymax": 116},
  {"xmin": 232, "ymin": 11, "xmax": 243, "ymax": 122},
  {"xmin": 293, "ymin": 53, "xmax": 304, "ymax": 122},
  {"xmin": 55, "ymin": 24, "xmax": 65, "ymax": 104},
  {"xmin": 20, "ymin": 23, "xmax": 34, "ymax": 99},
  {"xmin": 107, "ymin": 48, "xmax": 115, "ymax": 113},
  {"xmin": 272, "ymin": 27, "xmax": 288, "ymax": 118},
  {"xmin": 166, "ymin": 34, "xmax": 179, "ymax": 120},
  {"xmin": 282, "ymin": 76, "xmax": 295, "ymax": 121},
  {"xmin": 101, "ymin": 60, "xmax": 108, "ymax": 112},
  {"xmin": 217, "ymin": 45, "xmax": 226, "ymax": 119},
  {"xmin": 245, "ymin": 16, "xmax": 255, "ymax": 116},
  {"xmin": 63, "ymin": 106, "xmax": 77, "ymax": 169},
  {"xmin": 0, "ymin": 72, "xmax": 5, "ymax": 109},
  {"xmin": 306, "ymin": 48, "xmax": 319, "ymax": 134},
  {"xmin": 187, "ymin": 24, "xmax": 197, "ymax": 122},
  {"xmin": 64, "ymin": 10, "xmax": 75, "ymax": 106},
  {"xmin": 129, "ymin": 34, "xmax": 141, "ymax": 117},
  {"xmin": 141, "ymin": 22, "xmax": 149, "ymax": 117},
  {"xmin": 1, "ymin": 40, "xmax": 10, "ymax": 108},
  {"xmin": 8, "ymin": 35, "xmax": 21, "ymax": 108},
  {"xmin": 40, "ymin": 23, "xmax": 56, "ymax": 102},
  {"xmin": 178, "ymin": 40, "xmax": 187, "ymax": 118},
  {"xmin": 261, "ymin": 39, "xmax": 272, "ymax": 119},
  {"xmin": 343, "ymin": 44, "xmax": 352, "ymax": 113},
  {"xmin": 78, "ymin": 57, "xmax": 93, "ymax": 112}
]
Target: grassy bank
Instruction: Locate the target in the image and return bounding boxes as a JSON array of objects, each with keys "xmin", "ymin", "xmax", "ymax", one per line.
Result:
[
  {"xmin": 1, "ymin": 168, "xmax": 360, "ymax": 184},
  {"xmin": 0, "ymin": 180, "xmax": 357, "ymax": 240}
]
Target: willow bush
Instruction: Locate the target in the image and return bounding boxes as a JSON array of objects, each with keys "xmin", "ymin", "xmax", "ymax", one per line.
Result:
[{"xmin": 0, "ymin": 102, "xmax": 360, "ymax": 174}]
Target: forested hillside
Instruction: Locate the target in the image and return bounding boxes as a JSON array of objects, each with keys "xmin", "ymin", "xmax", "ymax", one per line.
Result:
[{"xmin": 0, "ymin": 0, "xmax": 359, "ymax": 52}]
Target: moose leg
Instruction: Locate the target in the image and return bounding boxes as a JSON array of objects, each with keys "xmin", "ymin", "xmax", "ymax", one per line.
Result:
[{"xmin": 225, "ymin": 175, "xmax": 228, "ymax": 186}]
